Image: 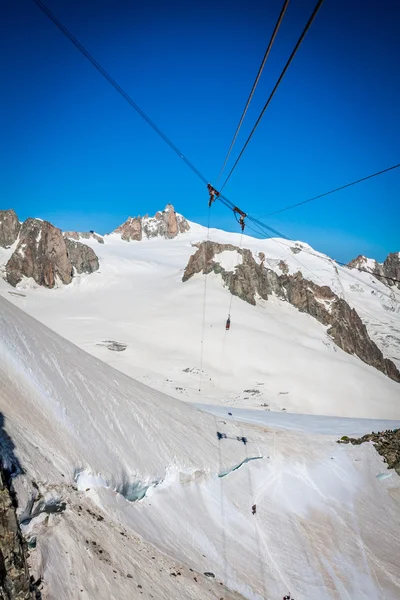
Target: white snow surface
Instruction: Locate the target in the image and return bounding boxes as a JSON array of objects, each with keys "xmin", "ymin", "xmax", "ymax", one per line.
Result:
[
  {"xmin": 218, "ymin": 249, "xmax": 243, "ymax": 271},
  {"xmin": 1, "ymin": 222, "xmax": 399, "ymax": 418},
  {"xmin": 1, "ymin": 296, "xmax": 400, "ymax": 599}
]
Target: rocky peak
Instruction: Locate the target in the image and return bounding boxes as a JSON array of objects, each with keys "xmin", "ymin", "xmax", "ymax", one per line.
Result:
[
  {"xmin": 5, "ymin": 218, "xmax": 99, "ymax": 289},
  {"xmin": 348, "ymin": 252, "xmax": 400, "ymax": 290},
  {"xmin": 381, "ymin": 252, "xmax": 400, "ymax": 290},
  {"xmin": 64, "ymin": 231, "xmax": 104, "ymax": 244},
  {"xmin": 114, "ymin": 216, "xmax": 142, "ymax": 242},
  {"xmin": 347, "ymin": 255, "xmax": 372, "ymax": 270},
  {"xmin": 113, "ymin": 204, "xmax": 190, "ymax": 242},
  {"xmin": 183, "ymin": 241, "xmax": 400, "ymax": 383},
  {"xmin": 0, "ymin": 209, "xmax": 20, "ymax": 248}
]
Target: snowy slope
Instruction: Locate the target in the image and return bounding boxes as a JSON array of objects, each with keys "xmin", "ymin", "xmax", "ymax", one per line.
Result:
[
  {"xmin": 0, "ymin": 295, "xmax": 247, "ymax": 599},
  {"xmin": 1, "ymin": 296, "xmax": 400, "ymax": 599},
  {"xmin": 1, "ymin": 222, "xmax": 399, "ymax": 418}
]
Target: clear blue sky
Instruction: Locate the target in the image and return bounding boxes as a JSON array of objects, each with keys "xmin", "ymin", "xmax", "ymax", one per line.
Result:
[{"xmin": 1, "ymin": 0, "xmax": 398, "ymax": 262}]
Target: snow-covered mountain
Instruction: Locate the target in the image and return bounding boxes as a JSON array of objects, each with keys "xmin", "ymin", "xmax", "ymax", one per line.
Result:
[
  {"xmin": 1, "ymin": 207, "xmax": 400, "ymax": 599},
  {"xmin": 1, "ymin": 208, "xmax": 399, "ymax": 417},
  {"xmin": 112, "ymin": 203, "xmax": 190, "ymax": 241},
  {"xmin": 348, "ymin": 252, "xmax": 400, "ymax": 291}
]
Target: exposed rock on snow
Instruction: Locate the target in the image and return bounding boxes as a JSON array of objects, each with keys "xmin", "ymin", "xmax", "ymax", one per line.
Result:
[
  {"xmin": 5, "ymin": 218, "xmax": 99, "ymax": 288},
  {"xmin": 6, "ymin": 218, "xmax": 73, "ymax": 288},
  {"xmin": 183, "ymin": 241, "xmax": 400, "ymax": 383},
  {"xmin": 65, "ymin": 238, "xmax": 99, "ymax": 275},
  {"xmin": 0, "ymin": 209, "xmax": 20, "ymax": 248},
  {"xmin": 113, "ymin": 204, "xmax": 190, "ymax": 241},
  {"xmin": 378, "ymin": 252, "xmax": 400, "ymax": 290},
  {"xmin": 278, "ymin": 259, "xmax": 289, "ymax": 274},
  {"xmin": 113, "ymin": 216, "xmax": 142, "ymax": 242},
  {"xmin": 96, "ymin": 340, "xmax": 127, "ymax": 352},
  {"xmin": 348, "ymin": 252, "xmax": 400, "ymax": 290},
  {"xmin": 64, "ymin": 231, "xmax": 104, "ymax": 244},
  {"xmin": 347, "ymin": 254, "xmax": 376, "ymax": 273},
  {"xmin": 338, "ymin": 428, "xmax": 400, "ymax": 475}
]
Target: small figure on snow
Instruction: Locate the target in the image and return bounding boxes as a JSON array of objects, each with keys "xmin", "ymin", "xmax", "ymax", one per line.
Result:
[
  {"xmin": 252, "ymin": 504, "xmax": 256, "ymax": 515},
  {"xmin": 225, "ymin": 315, "xmax": 231, "ymax": 331}
]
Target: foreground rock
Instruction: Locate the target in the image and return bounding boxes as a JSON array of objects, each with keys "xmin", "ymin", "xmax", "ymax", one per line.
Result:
[
  {"xmin": 183, "ymin": 241, "xmax": 400, "ymax": 383},
  {"xmin": 5, "ymin": 219, "xmax": 99, "ymax": 288},
  {"xmin": 0, "ymin": 470, "xmax": 36, "ymax": 599},
  {"xmin": 113, "ymin": 204, "xmax": 190, "ymax": 241},
  {"xmin": 338, "ymin": 429, "xmax": 400, "ymax": 475},
  {"xmin": 63, "ymin": 231, "xmax": 104, "ymax": 244},
  {"xmin": 348, "ymin": 252, "xmax": 400, "ymax": 290},
  {"xmin": 0, "ymin": 209, "xmax": 20, "ymax": 248}
]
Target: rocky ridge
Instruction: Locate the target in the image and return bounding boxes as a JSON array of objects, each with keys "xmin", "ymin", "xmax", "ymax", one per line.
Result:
[
  {"xmin": 183, "ymin": 241, "xmax": 400, "ymax": 383},
  {"xmin": 63, "ymin": 231, "xmax": 104, "ymax": 244},
  {"xmin": 348, "ymin": 253, "xmax": 400, "ymax": 290},
  {"xmin": 5, "ymin": 218, "xmax": 99, "ymax": 289},
  {"xmin": 0, "ymin": 210, "xmax": 20, "ymax": 248},
  {"xmin": 338, "ymin": 429, "xmax": 400, "ymax": 475},
  {"xmin": 113, "ymin": 204, "xmax": 190, "ymax": 242}
]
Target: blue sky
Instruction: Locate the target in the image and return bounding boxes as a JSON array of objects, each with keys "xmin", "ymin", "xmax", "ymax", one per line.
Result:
[{"xmin": 1, "ymin": 0, "xmax": 398, "ymax": 262}]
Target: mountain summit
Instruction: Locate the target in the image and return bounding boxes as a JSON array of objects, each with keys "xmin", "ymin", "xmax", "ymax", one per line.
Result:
[
  {"xmin": 113, "ymin": 204, "xmax": 190, "ymax": 241},
  {"xmin": 348, "ymin": 253, "xmax": 400, "ymax": 290}
]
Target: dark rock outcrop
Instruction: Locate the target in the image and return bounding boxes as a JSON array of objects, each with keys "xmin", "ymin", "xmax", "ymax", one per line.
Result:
[
  {"xmin": 65, "ymin": 239, "xmax": 99, "ymax": 275},
  {"xmin": 338, "ymin": 429, "xmax": 400, "ymax": 475},
  {"xmin": 113, "ymin": 204, "xmax": 190, "ymax": 242},
  {"xmin": 64, "ymin": 231, "xmax": 104, "ymax": 244},
  {"xmin": 348, "ymin": 252, "xmax": 400, "ymax": 290},
  {"xmin": 0, "ymin": 471, "xmax": 36, "ymax": 599},
  {"xmin": 5, "ymin": 219, "xmax": 99, "ymax": 288},
  {"xmin": 183, "ymin": 241, "xmax": 400, "ymax": 383},
  {"xmin": 0, "ymin": 210, "xmax": 20, "ymax": 248}
]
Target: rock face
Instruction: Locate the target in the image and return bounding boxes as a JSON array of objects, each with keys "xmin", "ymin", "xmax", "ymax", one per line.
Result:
[
  {"xmin": 348, "ymin": 252, "xmax": 400, "ymax": 290},
  {"xmin": 6, "ymin": 219, "xmax": 73, "ymax": 288},
  {"xmin": 0, "ymin": 465, "xmax": 36, "ymax": 600},
  {"xmin": 65, "ymin": 239, "xmax": 99, "ymax": 275},
  {"xmin": 113, "ymin": 204, "xmax": 190, "ymax": 242},
  {"xmin": 0, "ymin": 411, "xmax": 38, "ymax": 599},
  {"xmin": 114, "ymin": 217, "xmax": 142, "ymax": 242},
  {"xmin": 338, "ymin": 429, "xmax": 400, "ymax": 475},
  {"xmin": 5, "ymin": 218, "xmax": 99, "ymax": 288},
  {"xmin": 0, "ymin": 210, "xmax": 20, "ymax": 248},
  {"xmin": 379, "ymin": 252, "xmax": 400, "ymax": 290},
  {"xmin": 183, "ymin": 241, "xmax": 400, "ymax": 383},
  {"xmin": 64, "ymin": 231, "xmax": 104, "ymax": 244}
]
